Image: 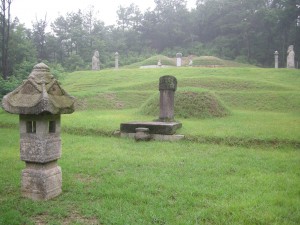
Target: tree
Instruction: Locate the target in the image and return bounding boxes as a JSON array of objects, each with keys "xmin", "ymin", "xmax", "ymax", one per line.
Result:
[
  {"xmin": 0, "ymin": 0, "xmax": 12, "ymax": 79},
  {"xmin": 32, "ymin": 15, "xmax": 48, "ymax": 61},
  {"xmin": 140, "ymin": 0, "xmax": 190, "ymax": 51}
]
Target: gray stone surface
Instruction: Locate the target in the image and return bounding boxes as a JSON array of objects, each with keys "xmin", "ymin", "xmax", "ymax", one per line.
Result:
[
  {"xmin": 21, "ymin": 162, "xmax": 62, "ymax": 200},
  {"xmin": 115, "ymin": 52, "xmax": 119, "ymax": 69},
  {"xmin": 159, "ymin": 75, "xmax": 177, "ymax": 122},
  {"xmin": 2, "ymin": 63, "xmax": 75, "ymax": 115},
  {"xmin": 134, "ymin": 127, "xmax": 151, "ymax": 141},
  {"xmin": 92, "ymin": 50, "xmax": 100, "ymax": 70},
  {"xmin": 121, "ymin": 132, "xmax": 185, "ymax": 141},
  {"xmin": 274, "ymin": 51, "xmax": 279, "ymax": 69},
  {"xmin": 157, "ymin": 59, "xmax": 162, "ymax": 67},
  {"xmin": 1, "ymin": 63, "xmax": 74, "ymax": 201},
  {"xmin": 287, "ymin": 45, "xmax": 295, "ymax": 69},
  {"xmin": 176, "ymin": 53, "xmax": 182, "ymax": 67},
  {"xmin": 120, "ymin": 121, "xmax": 182, "ymax": 135},
  {"xmin": 120, "ymin": 75, "xmax": 182, "ymax": 141}
]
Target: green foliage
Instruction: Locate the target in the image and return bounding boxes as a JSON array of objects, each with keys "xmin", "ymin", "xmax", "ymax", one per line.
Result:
[
  {"xmin": 64, "ymin": 54, "xmax": 86, "ymax": 72},
  {"xmin": 13, "ymin": 61, "xmax": 36, "ymax": 80},
  {"xmin": 0, "ymin": 76, "xmax": 20, "ymax": 98},
  {"xmin": 1, "ymin": 0, "xmax": 300, "ymax": 80}
]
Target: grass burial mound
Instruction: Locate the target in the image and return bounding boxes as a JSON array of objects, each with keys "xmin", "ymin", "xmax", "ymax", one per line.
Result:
[
  {"xmin": 191, "ymin": 56, "xmax": 254, "ymax": 67},
  {"xmin": 125, "ymin": 55, "xmax": 175, "ymax": 68},
  {"xmin": 125, "ymin": 55, "xmax": 254, "ymax": 68},
  {"xmin": 140, "ymin": 91, "xmax": 230, "ymax": 119}
]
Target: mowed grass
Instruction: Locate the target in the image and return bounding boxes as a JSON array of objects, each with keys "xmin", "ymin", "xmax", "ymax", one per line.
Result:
[
  {"xmin": 1, "ymin": 67, "xmax": 297, "ymax": 146},
  {"xmin": 0, "ymin": 128, "xmax": 299, "ymax": 224},
  {"xmin": 0, "ymin": 67, "xmax": 300, "ymax": 146},
  {"xmin": 0, "ymin": 67, "xmax": 300, "ymax": 224}
]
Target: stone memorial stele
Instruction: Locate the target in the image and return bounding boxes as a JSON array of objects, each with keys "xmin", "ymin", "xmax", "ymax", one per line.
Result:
[
  {"xmin": 157, "ymin": 59, "xmax": 162, "ymax": 67},
  {"xmin": 2, "ymin": 63, "xmax": 75, "ymax": 200},
  {"xmin": 274, "ymin": 51, "xmax": 279, "ymax": 69},
  {"xmin": 176, "ymin": 53, "xmax": 182, "ymax": 67},
  {"xmin": 115, "ymin": 52, "xmax": 119, "ymax": 69},
  {"xmin": 159, "ymin": 75, "xmax": 177, "ymax": 122},
  {"xmin": 92, "ymin": 50, "xmax": 100, "ymax": 70},
  {"xmin": 287, "ymin": 45, "xmax": 295, "ymax": 69},
  {"xmin": 120, "ymin": 75, "xmax": 183, "ymax": 141}
]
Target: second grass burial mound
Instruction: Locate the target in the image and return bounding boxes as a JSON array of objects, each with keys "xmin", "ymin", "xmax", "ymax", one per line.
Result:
[{"xmin": 140, "ymin": 91, "xmax": 230, "ymax": 119}]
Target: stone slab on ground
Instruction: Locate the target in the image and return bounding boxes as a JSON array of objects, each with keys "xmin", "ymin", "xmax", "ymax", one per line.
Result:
[
  {"xmin": 120, "ymin": 121, "xmax": 182, "ymax": 135},
  {"xmin": 121, "ymin": 132, "xmax": 185, "ymax": 141}
]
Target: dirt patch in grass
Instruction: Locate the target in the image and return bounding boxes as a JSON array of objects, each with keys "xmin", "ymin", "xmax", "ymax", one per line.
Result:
[
  {"xmin": 63, "ymin": 211, "xmax": 100, "ymax": 225},
  {"xmin": 32, "ymin": 210, "xmax": 100, "ymax": 225},
  {"xmin": 74, "ymin": 174, "xmax": 97, "ymax": 184},
  {"xmin": 33, "ymin": 213, "xmax": 48, "ymax": 225}
]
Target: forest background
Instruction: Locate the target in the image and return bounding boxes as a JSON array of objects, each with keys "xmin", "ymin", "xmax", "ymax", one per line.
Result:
[{"xmin": 0, "ymin": 0, "xmax": 299, "ymax": 97}]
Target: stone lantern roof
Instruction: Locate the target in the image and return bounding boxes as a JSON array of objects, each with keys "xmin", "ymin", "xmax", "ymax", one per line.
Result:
[{"xmin": 2, "ymin": 63, "xmax": 75, "ymax": 115}]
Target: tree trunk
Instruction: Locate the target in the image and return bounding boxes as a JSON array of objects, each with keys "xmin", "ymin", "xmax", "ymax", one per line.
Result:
[{"xmin": 0, "ymin": 0, "xmax": 12, "ymax": 80}]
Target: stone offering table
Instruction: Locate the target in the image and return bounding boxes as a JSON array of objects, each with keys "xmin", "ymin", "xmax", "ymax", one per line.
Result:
[
  {"xmin": 120, "ymin": 75, "xmax": 183, "ymax": 141},
  {"xmin": 120, "ymin": 121, "xmax": 182, "ymax": 135}
]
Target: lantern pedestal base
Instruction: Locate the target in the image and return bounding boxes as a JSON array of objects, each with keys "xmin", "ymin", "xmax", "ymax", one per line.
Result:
[{"xmin": 21, "ymin": 162, "xmax": 62, "ymax": 200}]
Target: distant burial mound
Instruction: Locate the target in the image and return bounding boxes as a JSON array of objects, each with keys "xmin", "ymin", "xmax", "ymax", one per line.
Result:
[
  {"xmin": 140, "ymin": 91, "xmax": 230, "ymax": 119},
  {"xmin": 125, "ymin": 55, "xmax": 254, "ymax": 68},
  {"xmin": 125, "ymin": 55, "xmax": 175, "ymax": 68},
  {"xmin": 192, "ymin": 56, "xmax": 254, "ymax": 67}
]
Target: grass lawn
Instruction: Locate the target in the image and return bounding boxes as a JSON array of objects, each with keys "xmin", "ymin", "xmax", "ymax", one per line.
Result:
[
  {"xmin": 0, "ymin": 128, "xmax": 299, "ymax": 225},
  {"xmin": 0, "ymin": 67, "xmax": 300, "ymax": 224}
]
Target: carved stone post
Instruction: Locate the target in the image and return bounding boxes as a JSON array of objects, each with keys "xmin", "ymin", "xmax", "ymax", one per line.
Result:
[
  {"xmin": 115, "ymin": 52, "xmax": 119, "ymax": 69},
  {"xmin": 176, "ymin": 53, "xmax": 182, "ymax": 67},
  {"xmin": 274, "ymin": 51, "xmax": 279, "ymax": 69},
  {"xmin": 159, "ymin": 75, "xmax": 177, "ymax": 122}
]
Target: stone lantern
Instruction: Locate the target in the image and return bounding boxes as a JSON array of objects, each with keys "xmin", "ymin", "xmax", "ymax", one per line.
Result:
[{"xmin": 2, "ymin": 63, "xmax": 75, "ymax": 200}]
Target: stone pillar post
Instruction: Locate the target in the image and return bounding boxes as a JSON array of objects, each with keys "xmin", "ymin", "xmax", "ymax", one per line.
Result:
[
  {"xmin": 274, "ymin": 51, "xmax": 279, "ymax": 69},
  {"xmin": 2, "ymin": 63, "xmax": 75, "ymax": 200},
  {"xmin": 287, "ymin": 45, "xmax": 295, "ymax": 69},
  {"xmin": 176, "ymin": 53, "xmax": 182, "ymax": 67},
  {"xmin": 115, "ymin": 52, "xmax": 119, "ymax": 69},
  {"xmin": 92, "ymin": 50, "xmax": 100, "ymax": 70},
  {"xmin": 159, "ymin": 75, "xmax": 177, "ymax": 122}
]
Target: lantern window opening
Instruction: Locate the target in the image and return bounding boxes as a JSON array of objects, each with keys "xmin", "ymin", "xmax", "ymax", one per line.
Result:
[
  {"xmin": 49, "ymin": 121, "xmax": 56, "ymax": 133},
  {"xmin": 26, "ymin": 121, "xmax": 36, "ymax": 133}
]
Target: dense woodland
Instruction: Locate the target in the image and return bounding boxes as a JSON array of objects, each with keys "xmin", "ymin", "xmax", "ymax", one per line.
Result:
[{"xmin": 0, "ymin": 0, "xmax": 299, "ymax": 95}]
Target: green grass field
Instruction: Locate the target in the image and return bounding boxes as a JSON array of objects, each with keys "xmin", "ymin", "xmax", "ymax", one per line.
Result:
[{"xmin": 0, "ymin": 67, "xmax": 300, "ymax": 224}]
